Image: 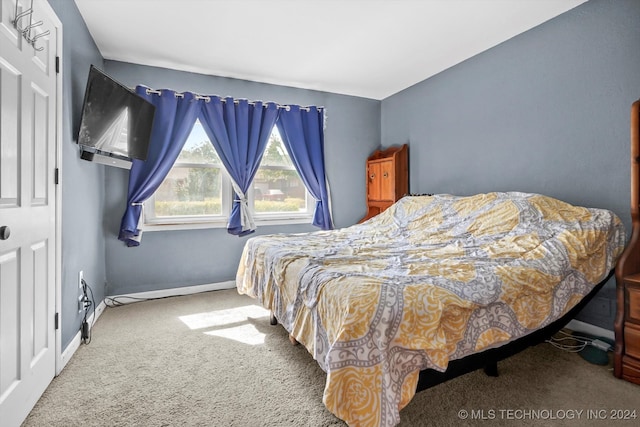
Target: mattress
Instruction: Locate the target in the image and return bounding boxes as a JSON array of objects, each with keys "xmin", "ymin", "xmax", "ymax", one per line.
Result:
[{"xmin": 236, "ymin": 192, "xmax": 625, "ymax": 427}]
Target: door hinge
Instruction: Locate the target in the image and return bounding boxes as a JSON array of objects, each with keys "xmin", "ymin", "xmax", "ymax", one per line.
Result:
[
  {"xmin": 54, "ymin": 168, "xmax": 59, "ymax": 184},
  {"xmin": 55, "ymin": 56, "xmax": 60, "ymax": 74},
  {"xmin": 55, "ymin": 312, "xmax": 59, "ymax": 330}
]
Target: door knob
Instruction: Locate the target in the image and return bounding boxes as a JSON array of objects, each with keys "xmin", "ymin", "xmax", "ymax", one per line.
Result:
[{"xmin": 0, "ymin": 226, "xmax": 10, "ymax": 240}]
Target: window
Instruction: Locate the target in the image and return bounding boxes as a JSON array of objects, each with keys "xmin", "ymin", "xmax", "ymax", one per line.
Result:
[
  {"xmin": 144, "ymin": 120, "xmax": 313, "ymax": 230},
  {"xmin": 252, "ymin": 128, "xmax": 311, "ymax": 219}
]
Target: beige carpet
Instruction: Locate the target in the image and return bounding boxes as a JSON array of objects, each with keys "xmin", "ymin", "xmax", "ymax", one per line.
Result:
[{"xmin": 24, "ymin": 289, "xmax": 640, "ymax": 426}]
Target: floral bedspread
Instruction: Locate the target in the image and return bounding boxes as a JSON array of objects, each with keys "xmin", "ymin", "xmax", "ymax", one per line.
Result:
[{"xmin": 236, "ymin": 192, "xmax": 626, "ymax": 427}]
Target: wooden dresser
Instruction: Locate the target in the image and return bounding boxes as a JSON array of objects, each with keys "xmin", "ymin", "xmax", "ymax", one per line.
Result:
[
  {"xmin": 615, "ymin": 99, "xmax": 640, "ymax": 385},
  {"xmin": 359, "ymin": 144, "xmax": 408, "ymax": 223}
]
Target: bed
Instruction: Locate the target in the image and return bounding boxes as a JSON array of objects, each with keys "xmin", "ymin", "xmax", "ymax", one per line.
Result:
[{"xmin": 236, "ymin": 191, "xmax": 625, "ymax": 427}]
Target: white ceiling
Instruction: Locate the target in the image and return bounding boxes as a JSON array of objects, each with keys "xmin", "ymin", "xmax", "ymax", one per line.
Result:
[{"xmin": 74, "ymin": 0, "xmax": 587, "ymax": 100}]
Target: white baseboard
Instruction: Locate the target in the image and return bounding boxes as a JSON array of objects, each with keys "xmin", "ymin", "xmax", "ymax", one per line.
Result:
[
  {"xmin": 106, "ymin": 280, "xmax": 236, "ymax": 302},
  {"xmin": 565, "ymin": 319, "xmax": 614, "ymax": 341},
  {"xmin": 59, "ymin": 299, "xmax": 107, "ymax": 373}
]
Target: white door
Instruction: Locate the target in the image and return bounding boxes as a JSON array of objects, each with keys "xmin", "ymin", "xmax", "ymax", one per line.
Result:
[{"xmin": 0, "ymin": 1, "xmax": 60, "ymax": 426}]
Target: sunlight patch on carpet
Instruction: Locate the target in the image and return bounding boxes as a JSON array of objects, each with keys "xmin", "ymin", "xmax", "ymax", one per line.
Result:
[
  {"xmin": 204, "ymin": 324, "xmax": 267, "ymax": 345},
  {"xmin": 179, "ymin": 305, "xmax": 270, "ymax": 330}
]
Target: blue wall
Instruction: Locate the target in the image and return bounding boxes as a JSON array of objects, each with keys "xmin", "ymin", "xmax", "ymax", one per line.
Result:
[
  {"xmin": 102, "ymin": 61, "xmax": 380, "ymax": 295},
  {"xmin": 381, "ymin": 0, "xmax": 640, "ymax": 329},
  {"xmin": 47, "ymin": 0, "xmax": 107, "ymax": 350}
]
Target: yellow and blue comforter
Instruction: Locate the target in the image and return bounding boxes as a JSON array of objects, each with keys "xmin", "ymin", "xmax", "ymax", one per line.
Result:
[{"xmin": 236, "ymin": 192, "xmax": 625, "ymax": 427}]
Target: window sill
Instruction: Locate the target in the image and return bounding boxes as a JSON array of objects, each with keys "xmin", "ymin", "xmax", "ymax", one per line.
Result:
[{"xmin": 142, "ymin": 215, "xmax": 313, "ymax": 232}]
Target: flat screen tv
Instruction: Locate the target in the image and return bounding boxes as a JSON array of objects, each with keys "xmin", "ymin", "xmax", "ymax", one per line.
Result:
[{"xmin": 77, "ymin": 65, "xmax": 155, "ymax": 169}]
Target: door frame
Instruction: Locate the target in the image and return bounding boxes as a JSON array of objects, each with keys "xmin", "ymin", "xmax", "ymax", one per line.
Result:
[{"xmin": 46, "ymin": 0, "xmax": 63, "ymax": 376}]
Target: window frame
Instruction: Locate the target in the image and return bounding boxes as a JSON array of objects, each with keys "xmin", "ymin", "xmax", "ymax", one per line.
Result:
[{"xmin": 143, "ymin": 125, "xmax": 314, "ymax": 232}]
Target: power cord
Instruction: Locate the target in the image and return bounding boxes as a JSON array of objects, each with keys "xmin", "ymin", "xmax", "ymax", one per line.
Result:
[
  {"xmin": 546, "ymin": 329, "xmax": 612, "ymax": 353},
  {"xmin": 81, "ymin": 278, "xmax": 95, "ymax": 344},
  {"xmin": 104, "ymin": 293, "xmax": 192, "ymax": 307}
]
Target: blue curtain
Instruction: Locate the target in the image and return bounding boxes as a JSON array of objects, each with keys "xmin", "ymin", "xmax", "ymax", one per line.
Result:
[
  {"xmin": 118, "ymin": 87, "xmax": 201, "ymax": 246},
  {"xmin": 276, "ymin": 106, "xmax": 333, "ymax": 230},
  {"xmin": 199, "ymin": 97, "xmax": 279, "ymax": 236}
]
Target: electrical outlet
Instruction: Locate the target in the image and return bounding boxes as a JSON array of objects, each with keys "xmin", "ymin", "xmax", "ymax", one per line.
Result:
[{"xmin": 78, "ymin": 270, "xmax": 85, "ymax": 314}]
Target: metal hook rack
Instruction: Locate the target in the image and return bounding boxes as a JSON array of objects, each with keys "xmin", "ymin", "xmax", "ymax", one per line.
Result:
[{"xmin": 11, "ymin": 0, "xmax": 50, "ymax": 52}]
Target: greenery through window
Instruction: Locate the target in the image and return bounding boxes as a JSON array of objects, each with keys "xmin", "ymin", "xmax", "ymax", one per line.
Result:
[
  {"xmin": 253, "ymin": 130, "xmax": 309, "ymax": 215},
  {"xmin": 146, "ymin": 120, "xmax": 312, "ymax": 227}
]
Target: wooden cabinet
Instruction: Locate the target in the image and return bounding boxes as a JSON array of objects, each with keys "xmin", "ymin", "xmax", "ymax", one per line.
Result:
[
  {"xmin": 359, "ymin": 144, "xmax": 408, "ymax": 223},
  {"xmin": 618, "ymin": 275, "xmax": 640, "ymax": 384},
  {"xmin": 615, "ymin": 99, "xmax": 640, "ymax": 385}
]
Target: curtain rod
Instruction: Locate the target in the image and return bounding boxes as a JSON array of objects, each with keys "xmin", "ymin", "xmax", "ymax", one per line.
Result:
[{"xmin": 143, "ymin": 88, "xmax": 323, "ymax": 112}]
